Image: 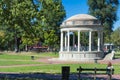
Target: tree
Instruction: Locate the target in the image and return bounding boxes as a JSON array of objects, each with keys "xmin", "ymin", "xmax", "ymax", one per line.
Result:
[
  {"xmin": 111, "ymin": 27, "xmax": 120, "ymax": 46},
  {"xmin": 44, "ymin": 30, "xmax": 58, "ymax": 51},
  {"xmin": 88, "ymin": 0, "xmax": 119, "ymax": 43},
  {"xmin": 0, "ymin": 0, "xmax": 39, "ymax": 52},
  {"xmin": 37, "ymin": 0, "xmax": 66, "ymax": 49},
  {"xmin": 0, "ymin": 0, "xmax": 66, "ymax": 51}
]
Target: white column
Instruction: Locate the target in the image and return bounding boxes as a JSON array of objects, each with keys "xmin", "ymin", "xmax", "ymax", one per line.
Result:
[
  {"xmin": 78, "ymin": 30, "xmax": 80, "ymax": 52},
  {"xmin": 65, "ymin": 32, "xmax": 67, "ymax": 49},
  {"xmin": 67, "ymin": 30, "xmax": 70, "ymax": 52},
  {"xmin": 98, "ymin": 31, "xmax": 100, "ymax": 51},
  {"xmin": 91, "ymin": 32, "xmax": 93, "ymax": 50},
  {"xmin": 89, "ymin": 31, "xmax": 92, "ymax": 51},
  {"xmin": 60, "ymin": 31, "xmax": 63, "ymax": 51},
  {"xmin": 101, "ymin": 31, "xmax": 103, "ymax": 50},
  {"xmin": 73, "ymin": 32, "xmax": 75, "ymax": 46}
]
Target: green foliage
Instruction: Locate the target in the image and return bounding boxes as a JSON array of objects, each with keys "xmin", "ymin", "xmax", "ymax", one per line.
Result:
[
  {"xmin": 111, "ymin": 27, "xmax": 120, "ymax": 45},
  {"xmin": 0, "ymin": 30, "xmax": 5, "ymax": 44},
  {"xmin": 0, "ymin": 0, "xmax": 36, "ymax": 51},
  {"xmin": 38, "ymin": 0, "xmax": 66, "ymax": 48},
  {"xmin": 44, "ymin": 30, "xmax": 58, "ymax": 47},
  {"xmin": 22, "ymin": 37, "xmax": 39, "ymax": 46},
  {"xmin": 0, "ymin": 0, "xmax": 66, "ymax": 51},
  {"xmin": 88, "ymin": 0, "xmax": 119, "ymax": 43}
]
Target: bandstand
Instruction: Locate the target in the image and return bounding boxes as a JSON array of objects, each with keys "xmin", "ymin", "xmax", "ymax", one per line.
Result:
[{"xmin": 59, "ymin": 14, "xmax": 104, "ymax": 61}]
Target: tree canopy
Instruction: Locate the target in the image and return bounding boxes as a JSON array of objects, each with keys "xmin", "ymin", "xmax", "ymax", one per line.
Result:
[
  {"xmin": 111, "ymin": 27, "xmax": 120, "ymax": 46},
  {"xmin": 88, "ymin": 0, "xmax": 119, "ymax": 43},
  {"xmin": 0, "ymin": 0, "xmax": 66, "ymax": 51}
]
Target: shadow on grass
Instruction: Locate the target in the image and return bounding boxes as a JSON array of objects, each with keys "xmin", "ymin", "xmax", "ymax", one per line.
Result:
[
  {"xmin": 0, "ymin": 72, "xmax": 119, "ymax": 80},
  {"xmin": 0, "ymin": 73, "xmax": 61, "ymax": 80},
  {"xmin": 74, "ymin": 73, "xmax": 119, "ymax": 80}
]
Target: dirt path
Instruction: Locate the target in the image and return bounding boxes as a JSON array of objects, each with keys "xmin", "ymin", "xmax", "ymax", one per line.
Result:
[{"xmin": 37, "ymin": 56, "xmax": 120, "ymax": 65}]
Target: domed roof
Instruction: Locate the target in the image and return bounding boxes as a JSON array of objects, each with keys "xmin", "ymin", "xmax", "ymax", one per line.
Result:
[
  {"xmin": 61, "ymin": 14, "xmax": 100, "ymax": 26},
  {"xmin": 65, "ymin": 14, "xmax": 97, "ymax": 22}
]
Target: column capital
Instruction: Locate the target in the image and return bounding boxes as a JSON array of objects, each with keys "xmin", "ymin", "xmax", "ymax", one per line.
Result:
[
  {"xmin": 61, "ymin": 30, "xmax": 63, "ymax": 33},
  {"xmin": 89, "ymin": 30, "xmax": 92, "ymax": 32}
]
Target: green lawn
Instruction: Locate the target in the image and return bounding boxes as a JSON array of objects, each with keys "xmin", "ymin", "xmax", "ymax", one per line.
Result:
[
  {"xmin": 0, "ymin": 52, "xmax": 58, "ymax": 66},
  {"xmin": 0, "ymin": 52, "xmax": 58, "ymax": 59},
  {"xmin": 0, "ymin": 52, "xmax": 42, "ymax": 66},
  {"xmin": 0, "ymin": 60, "xmax": 42, "ymax": 66},
  {"xmin": 0, "ymin": 51, "xmax": 120, "ymax": 74},
  {"xmin": 114, "ymin": 51, "xmax": 120, "ymax": 59},
  {"xmin": 0, "ymin": 63, "xmax": 120, "ymax": 74}
]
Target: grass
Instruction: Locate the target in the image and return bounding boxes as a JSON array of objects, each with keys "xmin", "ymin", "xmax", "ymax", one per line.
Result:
[
  {"xmin": 0, "ymin": 63, "xmax": 106, "ymax": 73},
  {"xmin": 0, "ymin": 64, "xmax": 120, "ymax": 74},
  {"xmin": 114, "ymin": 51, "xmax": 120, "ymax": 59},
  {"xmin": 0, "ymin": 60, "xmax": 42, "ymax": 66},
  {"xmin": 0, "ymin": 51, "xmax": 58, "ymax": 59},
  {"xmin": 0, "ymin": 53, "xmax": 31, "ymax": 60},
  {"xmin": 0, "ymin": 51, "xmax": 120, "ymax": 74},
  {"xmin": 0, "ymin": 52, "xmax": 58, "ymax": 66},
  {"xmin": 0, "ymin": 52, "xmax": 42, "ymax": 66},
  {"xmin": 0, "ymin": 63, "xmax": 120, "ymax": 74}
]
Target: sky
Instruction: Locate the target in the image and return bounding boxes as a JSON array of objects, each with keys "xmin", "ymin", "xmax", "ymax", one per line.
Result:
[{"xmin": 62, "ymin": 0, "xmax": 120, "ymax": 30}]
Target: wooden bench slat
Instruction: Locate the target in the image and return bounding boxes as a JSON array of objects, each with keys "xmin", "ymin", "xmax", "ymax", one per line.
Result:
[
  {"xmin": 77, "ymin": 66, "xmax": 114, "ymax": 80},
  {"xmin": 77, "ymin": 68, "xmax": 114, "ymax": 71}
]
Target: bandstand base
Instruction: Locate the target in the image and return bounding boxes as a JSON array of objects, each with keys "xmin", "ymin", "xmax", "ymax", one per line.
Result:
[{"xmin": 59, "ymin": 51, "xmax": 104, "ymax": 61}]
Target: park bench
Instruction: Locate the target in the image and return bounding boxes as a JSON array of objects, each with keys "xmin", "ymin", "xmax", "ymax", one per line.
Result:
[
  {"xmin": 77, "ymin": 66, "xmax": 114, "ymax": 80},
  {"xmin": 32, "ymin": 46, "xmax": 48, "ymax": 52}
]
